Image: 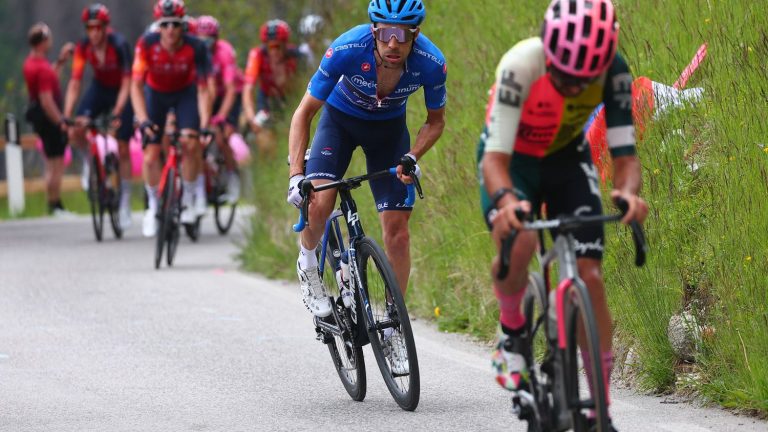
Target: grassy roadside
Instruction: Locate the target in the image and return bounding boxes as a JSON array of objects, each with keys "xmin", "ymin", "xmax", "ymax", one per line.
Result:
[{"xmin": 235, "ymin": 1, "xmax": 767, "ymax": 414}]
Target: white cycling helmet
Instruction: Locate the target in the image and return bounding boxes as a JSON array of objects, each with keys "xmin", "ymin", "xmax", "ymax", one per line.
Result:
[{"xmin": 299, "ymin": 14, "xmax": 324, "ymax": 36}]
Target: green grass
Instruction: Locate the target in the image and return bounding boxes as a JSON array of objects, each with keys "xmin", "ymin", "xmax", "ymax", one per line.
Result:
[{"xmin": 231, "ymin": 0, "xmax": 768, "ymax": 414}]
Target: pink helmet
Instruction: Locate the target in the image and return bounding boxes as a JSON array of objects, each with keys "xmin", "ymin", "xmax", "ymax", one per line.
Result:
[
  {"xmin": 196, "ymin": 15, "xmax": 220, "ymax": 37},
  {"xmin": 542, "ymin": 0, "xmax": 619, "ymax": 78}
]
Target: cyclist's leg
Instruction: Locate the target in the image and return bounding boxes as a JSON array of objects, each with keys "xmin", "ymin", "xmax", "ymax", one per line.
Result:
[
  {"xmin": 174, "ymin": 85, "xmax": 204, "ymax": 218},
  {"xmin": 543, "ymin": 140, "xmax": 612, "ymax": 409},
  {"xmin": 142, "ymin": 86, "xmax": 169, "ymax": 236},
  {"xmin": 115, "ymin": 101, "xmax": 136, "ymax": 223},
  {"xmin": 220, "ymin": 95, "xmax": 241, "ymax": 172},
  {"xmin": 303, "ymin": 106, "xmax": 355, "ymax": 250},
  {"xmin": 359, "ymin": 115, "xmax": 413, "ymax": 295},
  {"xmin": 479, "ymin": 134, "xmax": 540, "ymax": 390}
]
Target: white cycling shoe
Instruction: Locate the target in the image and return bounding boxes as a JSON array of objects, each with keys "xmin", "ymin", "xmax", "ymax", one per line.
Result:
[
  {"xmin": 296, "ymin": 260, "xmax": 332, "ymax": 317},
  {"xmin": 384, "ymin": 327, "xmax": 410, "ymax": 375},
  {"xmin": 142, "ymin": 209, "xmax": 157, "ymax": 237}
]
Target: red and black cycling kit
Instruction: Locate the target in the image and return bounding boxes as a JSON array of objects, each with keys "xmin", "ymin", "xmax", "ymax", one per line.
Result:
[
  {"xmin": 132, "ymin": 32, "xmax": 210, "ymax": 142},
  {"xmin": 244, "ymin": 45, "xmax": 299, "ymax": 110},
  {"xmin": 72, "ymin": 31, "xmax": 134, "ymax": 140}
]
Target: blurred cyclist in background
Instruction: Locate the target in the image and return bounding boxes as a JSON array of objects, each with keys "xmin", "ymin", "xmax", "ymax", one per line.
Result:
[
  {"xmin": 298, "ymin": 14, "xmax": 325, "ymax": 67},
  {"xmin": 63, "ymin": 3, "xmax": 135, "ymax": 228},
  {"xmin": 197, "ymin": 15, "xmax": 243, "ymax": 203},
  {"xmin": 242, "ymin": 19, "xmax": 301, "ymax": 158}
]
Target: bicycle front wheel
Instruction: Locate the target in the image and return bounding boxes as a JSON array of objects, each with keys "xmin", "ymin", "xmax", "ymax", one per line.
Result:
[
  {"xmin": 87, "ymin": 155, "xmax": 104, "ymax": 242},
  {"xmin": 357, "ymin": 237, "xmax": 419, "ymax": 411},
  {"xmin": 166, "ymin": 176, "xmax": 181, "ymax": 266},
  {"xmin": 213, "ymin": 170, "xmax": 237, "ymax": 235},
  {"xmin": 318, "ymin": 224, "xmax": 366, "ymax": 401},
  {"xmin": 563, "ymin": 279, "xmax": 609, "ymax": 431},
  {"xmin": 104, "ymin": 153, "xmax": 123, "ymax": 239}
]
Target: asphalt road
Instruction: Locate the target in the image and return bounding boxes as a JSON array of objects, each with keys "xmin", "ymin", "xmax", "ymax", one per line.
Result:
[{"xmin": 0, "ymin": 214, "xmax": 764, "ymax": 431}]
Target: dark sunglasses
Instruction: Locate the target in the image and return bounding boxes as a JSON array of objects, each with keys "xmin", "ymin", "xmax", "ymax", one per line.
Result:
[
  {"xmin": 158, "ymin": 20, "xmax": 183, "ymax": 29},
  {"xmin": 85, "ymin": 24, "xmax": 104, "ymax": 31},
  {"xmin": 549, "ymin": 66, "xmax": 597, "ymax": 90},
  {"xmin": 373, "ymin": 26, "xmax": 417, "ymax": 43}
]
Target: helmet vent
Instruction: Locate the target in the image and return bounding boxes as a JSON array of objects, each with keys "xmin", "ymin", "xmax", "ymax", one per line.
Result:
[
  {"xmin": 596, "ymin": 28, "xmax": 605, "ymax": 47},
  {"xmin": 575, "ymin": 45, "xmax": 586, "ymax": 69},
  {"xmin": 600, "ymin": 2, "xmax": 608, "ymax": 20},
  {"xmin": 590, "ymin": 54, "xmax": 600, "ymax": 71},
  {"xmin": 562, "ymin": 47, "xmax": 571, "ymax": 64},
  {"xmin": 569, "ymin": 0, "xmax": 577, "ymax": 15},
  {"xmin": 566, "ymin": 22, "xmax": 575, "ymax": 42},
  {"xmin": 583, "ymin": 16, "xmax": 592, "ymax": 37}
]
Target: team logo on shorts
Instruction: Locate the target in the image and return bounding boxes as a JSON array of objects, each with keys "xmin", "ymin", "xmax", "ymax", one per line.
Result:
[
  {"xmin": 325, "ymin": 48, "xmax": 334, "ymax": 58},
  {"xmin": 321, "ymin": 147, "xmax": 333, "ymax": 156},
  {"xmin": 361, "ymin": 62, "xmax": 371, "ymax": 72}
]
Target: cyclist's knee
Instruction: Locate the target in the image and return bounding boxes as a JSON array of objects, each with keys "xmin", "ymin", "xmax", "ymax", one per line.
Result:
[
  {"xmin": 578, "ymin": 259, "xmax": 604, "ymax": 291},
  {"xmin": 143, "ymin": 146, "xmax": 161, "ymax": 165},
  {"xmin": 117, "ymin": 141, "xmax": 130, "ymax": 159},
  {"xmin": 307, "ymin": 188, "xmax": 335, "ymax": 223},
  {"xmin": 383, "ymin": 224, "xmax": 409, "ymax": 251}
]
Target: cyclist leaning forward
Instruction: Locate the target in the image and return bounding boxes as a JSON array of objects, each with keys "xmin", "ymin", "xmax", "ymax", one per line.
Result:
[
  {"xmin": 478, "ymin": 0, "xmax": 648, "ymax": 429},
  {"xmin": 286, "ymin": 0, "xmax": 447, "ymax": 372},
  {"xmin": 242, "ymin": 19, "xmax": 301, "ymax": 157},
  {"xmin": 64, "ymin": 3, "xmax": 135, "ymax": 228},
  {"xmin": 131, "ymin": 0, "xmax": 212, "ymax": 237},
  {"xmin": 197, "ymin": 15, "xmax": 243, "ymax": 204}
]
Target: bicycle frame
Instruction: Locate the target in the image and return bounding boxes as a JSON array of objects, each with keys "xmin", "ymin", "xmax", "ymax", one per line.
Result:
[{"xmin": 295, "ymin": 169, "xmax": 417, "ymax": 339}]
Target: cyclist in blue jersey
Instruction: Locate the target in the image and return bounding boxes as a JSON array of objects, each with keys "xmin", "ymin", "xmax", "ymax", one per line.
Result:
[{"xmin": 287, "ymin": 0, "xmax": 446, "ymax": 335}]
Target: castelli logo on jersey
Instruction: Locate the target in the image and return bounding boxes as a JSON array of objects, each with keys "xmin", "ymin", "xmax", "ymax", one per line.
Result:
[
  {"xmin": 361, "ymin": 62, "xmax": 371, "ymax": 72},
  {"xmin": 325, "ymin": 48, "xmax": 333, "ymax": 58}
]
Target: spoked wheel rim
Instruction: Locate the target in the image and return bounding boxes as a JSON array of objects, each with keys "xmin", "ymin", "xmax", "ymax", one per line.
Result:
[
  {"xmin": 357, "ymin": 237, "xmax": 420, "ymax": 411},
  {"xmin": 88, "ymin": 156, "xmax": 104, "ymax": 242}
]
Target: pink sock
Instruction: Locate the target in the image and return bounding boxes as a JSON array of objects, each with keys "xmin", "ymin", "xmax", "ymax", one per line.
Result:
[{"xmin": 494, "ymin": 285, "xmax": 526, "ymax": 330}]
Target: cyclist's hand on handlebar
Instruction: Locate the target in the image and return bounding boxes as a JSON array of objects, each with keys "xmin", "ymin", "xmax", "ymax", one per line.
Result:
[
  {"xmin": 139, "ymin": 120, "xmax": 157, "ymax": 140},
  {"xmin": 287, "ymin": 174, "xmax": 306, "ymax": 208},
  {"xmin": 492, "ymin": 200, "xmax": 531, "ymax": 235},
  {"xmin": 210, "ymin": 114, "xmax": 226, "ymax": 127},
  {"xmin": 397, "ymin": 153, "xmax": 421, "ymax": 184},
  {"xmin": 611, "ymin": 190, "xmax": 649, "ymax": 225},
  {"xmin": 200, "ymin": 128, "xmax": 214, "ymax": 146}
]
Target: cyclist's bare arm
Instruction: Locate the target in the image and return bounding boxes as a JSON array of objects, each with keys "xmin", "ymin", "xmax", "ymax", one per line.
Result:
[
  {"xmin": 130, "ymin": 77, "xmax": 149, "ymax": 124},
  {"xmin": 215, "ymin": 80, "xmax": 237, "ymax": 121},
  {"xmin": 196, "ymin": 82, "xmax": 211, "ymax": 129},
  {"xmin": 611, "ymin": 155, "xmax": 647, "ymax": 223},
  {"xmin": 242, "ymin": 82, "xmax": 257, "ymax": 123},
  {"xmin": 113, "ymin": 76, "xmax": 131, "ymax": 117},
  {"xmin": 63, "ymin": 78, "xmax": 81, "ymax": 119},
  {"xmin": 287, "ymin": 92, "xmax": 324, "ymax": 177},
  {"xmin": 408, "ymin": 107, "xmax": 445, "ymax": 160}
]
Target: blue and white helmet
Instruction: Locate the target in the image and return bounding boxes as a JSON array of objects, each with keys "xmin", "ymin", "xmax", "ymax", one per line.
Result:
[{"xmin": 368, "ymin": 0, "xmax": 426, "ymax": 26}]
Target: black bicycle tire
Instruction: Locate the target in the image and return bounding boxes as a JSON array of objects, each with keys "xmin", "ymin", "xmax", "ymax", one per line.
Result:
[
  {"xmin": 214, "ymin": 200, "xmax": 237, "ymax": 235},
  {"xmin": 154, "ymin": 169, "xmax": 173, "ymax": 269},
  {"xmin": 166, "ymin": 175, "xmax": 181, "ymax": 267},
  {"xmin": 88, "ymin": 155, "xmax": 104, "ymax": 242},
  {"xmin": 563, "ymin": 279, "xmax": 609, "ymax": 431},
  {"xmin": 521, "ymin": 272, "xmax": 550, "ymax": 430},
  {"xmin": 184, "ymin": 218, "xmax": 200, "ymax": 242},
  {"xmin": 105, "ymin": 154, "xmax": 123, "ymax": 239},
  {"xmin": 357, "ymin": 237, "xmax": 420, "ymax": 411},
  {"xmin": 318, "ymin": 225, "xmax": 367, "ymax": 401}
]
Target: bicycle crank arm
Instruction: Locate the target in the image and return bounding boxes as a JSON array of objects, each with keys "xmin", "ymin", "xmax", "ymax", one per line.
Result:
[{"xmin": 313, "ymin": 316, "xmax": 344, "ymax": 340}]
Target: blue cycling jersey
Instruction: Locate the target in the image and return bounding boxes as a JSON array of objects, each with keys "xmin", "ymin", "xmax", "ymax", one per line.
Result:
[{"xmin": 307, "ymin": 24, "xmax": 447, "ymax": 121}]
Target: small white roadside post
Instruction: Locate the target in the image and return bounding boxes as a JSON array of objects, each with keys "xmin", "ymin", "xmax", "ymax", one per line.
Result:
[{"xmin": 5, "ymin": 113, "xmax": 25, "ymax": 216}]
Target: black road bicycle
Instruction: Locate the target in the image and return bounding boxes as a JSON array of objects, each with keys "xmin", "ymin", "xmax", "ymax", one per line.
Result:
[
  {"xmin": 293, "ymin": 167, "xmax": 423, "ymax": 411},
  {"xmin": 85, "ymin": 115, "xmax": 122, "ymax": 241},
  {"xmin": 497, "ymin": 199, "xmax": 647, "ymax": 432}
]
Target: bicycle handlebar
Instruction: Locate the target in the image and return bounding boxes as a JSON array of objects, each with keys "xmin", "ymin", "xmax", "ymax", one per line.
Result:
[
  {"xmin": 496, "ymin": 198, "xmax": 648, "ymax": 280},
  {"xmin": 292, "ymin": 168, "xmax": 419, "ymax": 233}
]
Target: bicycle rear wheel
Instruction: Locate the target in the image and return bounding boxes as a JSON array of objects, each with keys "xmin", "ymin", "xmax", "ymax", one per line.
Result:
[
  {"xmin": 318, "ymin": 222, "xmax": 366, "ymax": 401},
  {"xmin": 563, "ymin": 279, "xmax": 609, "ymax": 431},
  {"xmin": 104, "ymin": 153, "xmax": 123, "ymax": 239},
  {"xmin": 213, "ymin": 170, "xmax": 237, "ymax": 235},
  {"xmin": 154, "ymin": 168, "xmax": 174, "ymax": 269},
  {"xmin": 87, "ymin": 155, "xmax": 104, "ymax": 242},
  {"xmin": 357, "ymin": 237, "xmax": 419, "ymax": 411}
]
